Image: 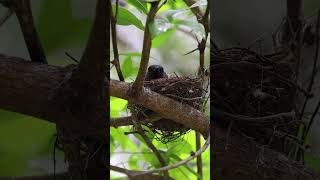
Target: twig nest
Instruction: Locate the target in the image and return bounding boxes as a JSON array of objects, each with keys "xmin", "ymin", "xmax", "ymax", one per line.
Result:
[
  {"xmin": 212, "ymin": 47, "xmax": 299, "ymax": 153},
  {"xmin": 129, "ymin": 76, "xmax": 205, "ymax": 144}
]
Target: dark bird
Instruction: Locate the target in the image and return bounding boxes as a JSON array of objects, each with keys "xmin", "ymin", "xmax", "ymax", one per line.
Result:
[
  {"xmin": 145, "ymin": 65, "xmax": 168, "ymax": 81},
  {"xmin": 141, "ymin": 65, "xmax": 167, "ymax": 118}
]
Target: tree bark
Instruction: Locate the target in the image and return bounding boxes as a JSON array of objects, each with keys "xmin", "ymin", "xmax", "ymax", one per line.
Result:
[{"xmin": 212, "ymin": 126, "xmax": 320, "ymax": 180}]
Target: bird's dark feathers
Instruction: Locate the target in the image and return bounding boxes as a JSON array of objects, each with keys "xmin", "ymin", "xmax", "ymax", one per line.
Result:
[{"xmin": 145, "ymin": 65, "xmax": 168, "ymax": 81}]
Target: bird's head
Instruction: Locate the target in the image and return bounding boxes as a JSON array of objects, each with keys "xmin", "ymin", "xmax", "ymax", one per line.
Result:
[{"xmin": 145, "ymin": 65, "xmax": 167, "ymax": 81}]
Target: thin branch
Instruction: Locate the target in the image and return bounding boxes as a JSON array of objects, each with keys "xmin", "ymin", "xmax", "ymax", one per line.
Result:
[
  {"xmin": 131, "ymin": 118, "xmax": 170, "ymax": 179},
  {"xmin": 183, "ymin": 0, "xmax": 209, "ymax": 78},
  {"xmin": 0, "ymin": 9, "xmax": 13, "ymax": 27},
  {"xmin": 111, "ymin": 165, "xmax": 140, "ymax": 175},
  {"xmin": 65, "ymin": 52, "xmax": 80, "ymax": 64},
  {"xmin": 183, "ymin": 0, "xmax": 203, "ymax": 21},
  {"xmin": 110, "ymin": 0, "xmax": 125, "ymax": 81},
  {"xmin": 299, "ymin": 10, "xmax": 320, "ymax": 118},
  {"xmin": 110, "ymin": 79, "xmax": 210, "ymax": 137},
  {"xmin": 9, "ymin": 0, "xmax": 47, "ymax": 63},
  {"xmin": 129, "ymin": 1, "xmax": 160, "ymax": 95},
  {"xmin": 212, "ymin": 108, "xmax": 295, "ymax": 123},
  {"xmin": 131, "ymin": 134, "xmax": 210, "ymax": 176},
  {"xmin": 110, "ymin": 166, "xmax": 173, "ymax": 180},
  {"xmin": 302, "ymin": 98, "xmax": 320, "ymax": 142},
  {"xmin": 195, "ymin": 132, "xmax": 203, "ymax": 180},
  {"xmin": 110, "ymin": 114, "xmax": 162, "ymax": 127}
]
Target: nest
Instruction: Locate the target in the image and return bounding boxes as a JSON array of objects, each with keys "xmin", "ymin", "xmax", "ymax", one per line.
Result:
[
  {"xmin": 212, "ymin": 47, "xmax": 300, "ymax": 153},
  {"xmin": 128, "ymin": 77, "xmax": 205, "ymax": 144}
]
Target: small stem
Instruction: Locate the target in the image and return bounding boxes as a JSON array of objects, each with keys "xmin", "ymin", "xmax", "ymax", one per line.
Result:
[
  {"xmin": 131, "ymin": 118, "xmax": 170, "ymax": 179},
  {"xmin": 11, "ymin": 0, "xmax": 47, "ymax": 63},
  {"xmin": 110, "ymin": 0, "xmax": 125, "ymax": 81},
  {"xmin": 130, "ymin": 1, "xmax": 160, "ymax": 95},
  {"xmin": 196, "ymin": 132, "xmax": 203, "ymax": 180}
]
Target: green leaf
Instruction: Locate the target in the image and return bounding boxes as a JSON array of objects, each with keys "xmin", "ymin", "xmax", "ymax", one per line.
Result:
[
  {"xmin": 129, "ymin": 154, "xmax": 139, "ymax": 169},
  {"xmin": 0, "ymin": 152, "xmax": 28, "ymax": 176},
  {"xmin": 122, "ymin": 56, "xmax": 138, "ymax": 79},
  {"xmin": 166, "ymin": 139, "xmax": 192, "ymax": 156},
  {"xmin": 110, "ymin": 97, "xmax": 128, "ymax": 117},
  {"xmin": 149, "ymin": 18, "xmax": 173, "ymax": 39},
  {"xmin": 111, "ymin": 127, "xmax": 138, "ymax": 151},
  {"xmin": 170, "ymin": 154, "xmax": 201, "ymax": 179},
  {"xmin": 128, "ymin": 0, "xmax": 148, "ymax": 14},
  {"xmin": 152, "ymin": 29, "xmax": 175, "ymax": 48},
  {"xmin": 111, "ymin": 128, "xmax": 128, "ymax": 150},
  {"xmin": 141, "ymin": 153, "xmax": 162, "ymax": 168},
  {"xmin": 112, "ymin": 5, "xmax": 144, "ymax": 30}
]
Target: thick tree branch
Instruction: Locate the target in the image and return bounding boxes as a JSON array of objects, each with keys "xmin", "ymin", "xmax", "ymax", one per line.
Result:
[
  {"xmin": 3, "ymin": 0, "xmax": 47, "ymax": 63},
  {"xmin": 110, "ymin": 79, "xmax": 210, "ymax": 137},
  {"xmin": 0, "ymin": 173, "xmax": 68, "ymax": 180},
  {"xmin": 57, "ymin": 0, "xmax": 108, "ymax": 179},
  {"xmin": 77, "ymin": 0, "xmax": 107, "ymax": 88},
  {"xmin": 0, "ymin": 53, "xmax": 106, "ymax": 138}
]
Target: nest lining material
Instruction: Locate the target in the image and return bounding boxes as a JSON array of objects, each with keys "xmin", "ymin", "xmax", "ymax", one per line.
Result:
[
  {"xmin": 212, "ymin": 47, "xmax": 300, "ymax": 153},
  {"xmin": 128, "ymin": 76, "xmax": 205, "ymax": 144}
]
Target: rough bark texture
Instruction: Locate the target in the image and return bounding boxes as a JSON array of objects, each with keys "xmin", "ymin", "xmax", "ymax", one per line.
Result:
[
  {"xmin": 0, "ymin": 54, "xmax": 106, "ymax": 139},
  {"xmin": 110, "ymin": 80, "xmax": 210, "ymax": 137},
  {"xmin": 212, "ymin": 126, "xmax": 320, "ymax": 180}
]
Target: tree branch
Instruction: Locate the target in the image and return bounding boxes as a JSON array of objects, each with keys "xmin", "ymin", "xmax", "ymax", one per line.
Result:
[
  {"xmin": 195, "ymin": 132, "xmax": 203, "ymax": 180},
  {"xmin": 110, "ymin": 166, "xmax": 173, "ymax": 180},
  {"xmin": 110, "ymin": 79, "xmax": 210, "ymax": 137},
  {"xmin": 0, "ymin": 9, "xmax": 13, "ymax": 27},
  {"xmin": 213, "ymin": 126, "xmax": 320, "ymax": 180},
  {"xmin": 4, "ymin": 0, "xmax": 47, "ymax": 63},
  {"xmin": 0, "ymin": 54, "xmax": 107, "ymax": 143},
  {"xmin": 77, "ymin": 0, "xmax": 107, "ymax": 86},
  {"xmin": 110, "ymin": 0, "xmax": 125, "ymax": 81},
  {"xmin": 132, "ymin": 134, "xmax": 210, "ymax": 176},
  {"xmin": 129, "ymin": 1, "xmax": 160, "ymax": 95},
  {"xmin": 0, "ymin": 173, "xmax": 68, "ymax": 180},
  {"xmin": 110, "ymin": 114, "xmax": 162, "ymax": 127},
  {"xmin": 59, "ymin": 0, "xmax": 108, "ymax": 179},
  {"xmin": 183, "ymin": 0, "xmax": 209, "ymax": 78},
  {"xmin": 110, "ymin": 134, "xmax": 210, "ymax": 177},
  {"xmin": 132, "ymin": 118, "xmax": 170, "ymax": 178}
]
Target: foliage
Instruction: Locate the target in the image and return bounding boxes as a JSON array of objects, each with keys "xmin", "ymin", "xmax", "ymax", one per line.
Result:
[{"xmin": 110, "ymin": 0, "xmax": 210, "ymax": 179}]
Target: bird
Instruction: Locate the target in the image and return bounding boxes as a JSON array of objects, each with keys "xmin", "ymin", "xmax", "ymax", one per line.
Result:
[
  {"xmin": 140, "ymin": 64, "xmax": 168, "ymax": 121},
  {"xmin": 145, "ymin": 65, "xmax": 168, "ymax": 81}
]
